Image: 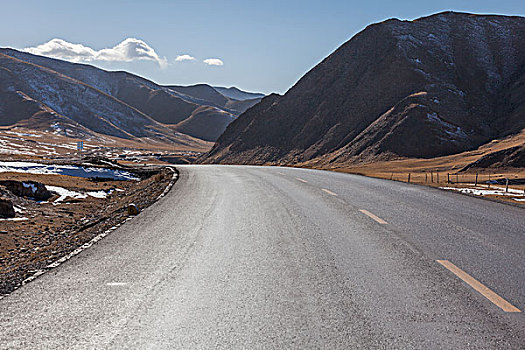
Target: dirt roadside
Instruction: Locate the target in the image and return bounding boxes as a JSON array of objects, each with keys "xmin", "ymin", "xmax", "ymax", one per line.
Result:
[{"xmin": 0, "ymin": 164, "xmax": 178, "ymax": 296}]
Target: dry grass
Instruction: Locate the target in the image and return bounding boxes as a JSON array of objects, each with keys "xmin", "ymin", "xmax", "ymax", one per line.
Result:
[
  {"xmin": 0, "ymin": 126, "xmax": 213, "ymax": 161},
  {"xmin": 297, "ymin": 130, "xmax": 525, "ymax": 205}
]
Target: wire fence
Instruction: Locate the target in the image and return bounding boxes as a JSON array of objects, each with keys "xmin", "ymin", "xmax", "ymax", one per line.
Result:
[{"xmin": 388, "ymin": 171, "xmax": 525, "ymax": 193}]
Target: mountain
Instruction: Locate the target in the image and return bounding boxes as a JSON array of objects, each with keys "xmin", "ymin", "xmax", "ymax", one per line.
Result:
[
  {"xmin": 166, "ymin": 84, "xmax": 262, "ymax": 115},
  {"xmin": 0, "ymin": 48, "xmax": 263, "ymax": 144},
  {"xmin": 166, "ymin": 84, "xmax": 231, "ymax": 110},
  {"xmin": 213, "ymin": 86, "xmax": 265, "ymax": 101},
  {"xmin": 202, "ymin": 12, "xmax": 525, "ymax": 167},
  {"xmin": 172, "ymin": 106, "xmax": 236, "ymax": 142},
  {"xmin": 0, "ymin": 51, "xmax": 182, "ymax": 144}
]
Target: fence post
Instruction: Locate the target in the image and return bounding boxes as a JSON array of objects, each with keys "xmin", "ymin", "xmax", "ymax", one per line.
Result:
[
  {"xmin": 475, "ymin": 173, "xmax": 478, "ymax": 186},
  {"xmin": 506, "ymin": 178, "xmax": 509, "ymax": 193},
  {"xmin": 437, "ymin": 173, "xmax": 439, "ymax": 183},
  {"xmin": 431, "ymin": 172, "xmax": 434, "ymax": 183},
  {"xmin": 425, "ymin": 173, "xmax": 427, "ymax": 182},
  {"xmin": 408, "ymin": 173, "xmax": 411, "ymax": 183},
  {"xmin": 390, "ymin": 172, "xmax": 393, "ymax": 180},
  {"xmin": 488, "ymin": 173, "xmax": 491, "ymax": 188},
  {"xmin": 447, "ymin": 173, "xmax": 450, "ymax": 184}
]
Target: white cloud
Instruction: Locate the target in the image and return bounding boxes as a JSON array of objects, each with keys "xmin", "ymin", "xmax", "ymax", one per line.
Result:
[
  {"xmin": 24, "ymin": 38, "xmax": 168, "ymax": 68},
  {"xmin": 175, "ymin": 54, "xmax": 195, "ymax": 62},
  {"xmin": 203, "ymin": 58, "xmax": 224, "ymax": 66}
]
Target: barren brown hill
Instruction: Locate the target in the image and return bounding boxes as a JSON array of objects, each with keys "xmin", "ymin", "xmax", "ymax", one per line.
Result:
[
  {"xmin": 166, "ymin": 84, "xmax": 263, "ymax": 116},
  {"xmin": 166, "ymin": 84, "xmax": 230, "ymax": 110},
  {"xmin": 224, "ymin": 97, "xmax": 261, "ymax": 115},
  {"xmin": 213, "ymin": 86, "xmax": 265, "ymax": 101},
  {"xmin": 202, "ymin": 12, "xmax": 525, "ymax": 168},
  {"xmin": 171, "ymin": 106, "xmax": 236, "ymax": 142}
]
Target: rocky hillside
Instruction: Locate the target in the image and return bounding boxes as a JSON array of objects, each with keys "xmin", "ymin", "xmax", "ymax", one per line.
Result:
[
  {"xmin": 202, "ymin": 12, "xmax": 525, "ymax": 166},
  {"xmin": 0, "ymin": 48, "xmax": 262, "ymax": 143},
  {"xmin": 0, "ymin": 52, "xmax": 181, "ymax": 143}
]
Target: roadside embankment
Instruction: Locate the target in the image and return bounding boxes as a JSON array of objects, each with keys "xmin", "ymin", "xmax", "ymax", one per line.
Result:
[{"xmin": 0, "ymin": 161, "xmax": 178, "ymax": 295}]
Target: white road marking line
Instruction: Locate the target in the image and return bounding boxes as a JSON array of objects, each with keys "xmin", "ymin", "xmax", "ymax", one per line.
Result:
[
  {"xmin": 321, "ymin": 188, "xmax": 338, "ymax": 196},
  {"xmin": 106, "ymin": 282, "xmax": 128, "ymax": 286},
  {"xmin": 437, "ymin": 260, "xmax": 521, "ymax": 313},
  {"xmin": 359, "ymin": 209, "xmax": 388, "ymax": 225},
  {"xmin": 278, "ymin": 172, "xmax": 286, "ymax": 175},
  {"xmin": 296, "ymin": 177, "xmax": 308, "ymax": 183}
]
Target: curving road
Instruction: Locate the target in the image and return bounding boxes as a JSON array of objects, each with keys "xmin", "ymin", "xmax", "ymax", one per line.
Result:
[{"xmin": 1, "ymin": 165, "xmax": 524, "ymax": 349}]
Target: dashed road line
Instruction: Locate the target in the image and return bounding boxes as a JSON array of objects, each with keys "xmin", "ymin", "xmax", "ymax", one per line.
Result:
[
  {"xmin": 107, "ymin": 282, "xmax": 128, "ymax": 286},
  {"xmin": 437, "ymin": 260, "xmax": 521, "ymax": 313},
  {"xmin": 296, "ymin": 177, "xmax": 308, "ymax": 183},
  {"xmin": 321, "ymin": 188, "xmax": 338, "ymax": 196},
  {"xmin": 359, "ymin": 209, "xmax": 388, "ymax": 225}
]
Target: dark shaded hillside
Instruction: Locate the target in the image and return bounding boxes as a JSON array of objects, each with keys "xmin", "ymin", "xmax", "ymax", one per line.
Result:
[
  {"xmin": 166, "ymin": 84, "xmax": 263, "ymax": 115},
  {"xmin": 213, "ymin": 86, "xmax": 265, "ymax": 101},
  {"xmin": 202, "ymin": 12, "xmax": 525, "ymax": 165},
  {"xmin": 166, "ymin": 84, "xmax": 230, "ymax": 110},
  {"xmin": 461, "ymin": 145, "xmax": 525, "ymax": 170}
]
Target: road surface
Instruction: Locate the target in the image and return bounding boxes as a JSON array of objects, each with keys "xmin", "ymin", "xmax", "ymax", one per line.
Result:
[{"xmin": 1, "ymin": 165, "xmax": 524, "ymax": 349}]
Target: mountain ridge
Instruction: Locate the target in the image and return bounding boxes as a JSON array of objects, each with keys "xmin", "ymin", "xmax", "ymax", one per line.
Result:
[
  {"xmin": 213, "ymin": 86, "xmax": 265, "ymax": 101},
  {"xmin": 201, "ymin": 12, "xmax": 525, "ymax": 167},
  {"xmin": 0, "ymin": 48, "xmax": 264, "ymax": 145}
]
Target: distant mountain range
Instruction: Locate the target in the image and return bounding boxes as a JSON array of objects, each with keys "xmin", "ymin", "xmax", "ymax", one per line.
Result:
[
  {"xmin": 0, "ymin": 48, "xmax": 263, "ymax": 145},
  {"xmin": 202, "ymin": 12, "xmax": 525, "ymax": 167},
  {"xmin": 212, "ymin": 87, "xmax": 265, "ymax": 101}
]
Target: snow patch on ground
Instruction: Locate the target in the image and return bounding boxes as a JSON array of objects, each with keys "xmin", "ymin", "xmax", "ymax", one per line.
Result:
[
  {"xmin": 0, "ymin": 162, "xmax": 139, "ymax": 181},
  {"xmin": 440, "ymin": 186, "xmax": 525, "ymax": 201},
  {"xmin": 3, "ymin": 131, "xmax": 42, "ymax": 138},
  {"xmin": 427, "ymin": 113, "xmax": 467, "ymax": 140},
  {"xmin": 47, "ymin": 185, "xmax": 87, "ymax": 203},
  {"xmin": 86, "ymin": 190, "xmax": 108, "ymax": 199},
  {"xmin": 46, "ymin": 186, "xmax": 110, "ymax": 203}
]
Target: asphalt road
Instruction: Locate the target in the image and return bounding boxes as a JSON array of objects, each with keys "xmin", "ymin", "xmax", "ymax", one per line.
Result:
[{"xmin": 1, "ymin": 165, "xmax": 524, "ymax": 349}]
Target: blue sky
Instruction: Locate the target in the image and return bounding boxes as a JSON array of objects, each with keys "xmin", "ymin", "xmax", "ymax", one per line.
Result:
[{"xmin": 1, "ymin": 0, "xmax": 524, "ymax": 94}]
